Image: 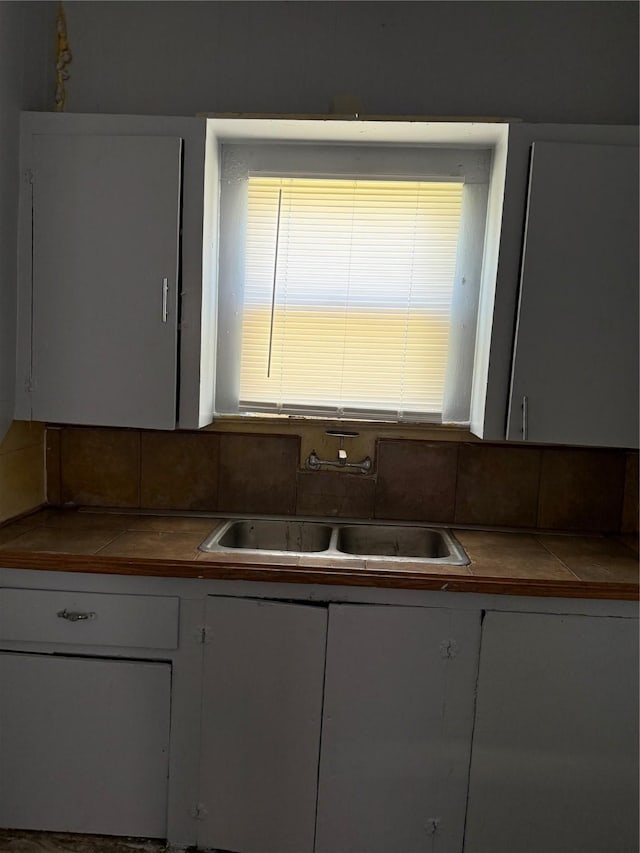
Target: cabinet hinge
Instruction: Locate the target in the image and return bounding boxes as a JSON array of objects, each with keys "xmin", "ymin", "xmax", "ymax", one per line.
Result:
[
  {"xmin": 24, "ymin": 169, "xmax": 34, "ymax": 185},
  {"xmin": 190, "ymin": 803, "xmax": 208, "ymax": 820},
  {"xmin": 200, "ymin": 626, "xmax": 212, "ymax": 644}
]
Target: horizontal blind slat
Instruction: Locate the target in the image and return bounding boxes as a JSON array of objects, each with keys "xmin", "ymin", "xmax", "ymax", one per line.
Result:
[{"xmin": 240, "ymin": 177, "xmax": 463, "ymax": 418}]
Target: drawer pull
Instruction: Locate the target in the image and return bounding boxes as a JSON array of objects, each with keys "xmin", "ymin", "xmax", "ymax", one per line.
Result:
[{"xmin": 57, "ymin": 609, "xmax": 96, "ymax": 622}]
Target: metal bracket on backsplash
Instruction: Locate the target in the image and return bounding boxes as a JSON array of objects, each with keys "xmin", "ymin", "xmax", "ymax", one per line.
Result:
[{"xmin": 305, "ymin": 430, "xmax": 372, "ymax": 474}]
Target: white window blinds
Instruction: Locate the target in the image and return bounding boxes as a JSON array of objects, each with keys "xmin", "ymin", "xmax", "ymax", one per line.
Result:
[{"xmin": 238, "ymin": 177, "xmax": 464, "ymax": 420}]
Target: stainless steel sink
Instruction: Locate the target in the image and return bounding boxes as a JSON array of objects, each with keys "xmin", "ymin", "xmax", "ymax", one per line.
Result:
[
  {"xmin": 336, "ymin": 525, "xmax": 452, "ymax": 559},
  {"xmin": 215, "ymin": 519, "xmax": 333, "ymax": 553},
  {"xmin": 199, "ymin": 518, "xmax": 469, "ymax": 565}
]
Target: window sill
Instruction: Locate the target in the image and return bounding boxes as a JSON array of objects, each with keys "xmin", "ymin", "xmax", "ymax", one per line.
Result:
[{"xmin": 202, "ymin": 414, "xmax": 480, "ymax": 455}]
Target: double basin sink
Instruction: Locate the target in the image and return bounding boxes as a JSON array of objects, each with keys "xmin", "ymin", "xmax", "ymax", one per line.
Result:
[{"xmin": 199, "ymin": 518, "xmax": 469, "ymax": 566}]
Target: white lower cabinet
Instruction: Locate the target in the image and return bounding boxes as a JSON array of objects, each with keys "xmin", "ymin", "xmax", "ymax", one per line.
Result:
[
  {"xmin": 315, "ymin": 604, "xmax": 481, "ymax": 853},
  {"xmin": 198, "ymin": 598, "xmax": 481, "ymax": 853},
  {"xmin": 198, "ymin": 597, "xmax": 327, "ymax": 853},
  {"xmin": 1, "ymin": 574, "xmax": 636, "ymax": 853},
  {"xmin": 464, "ymin": 612, "xmax": 639, "ymax": 853},
  {"xmin": 0, "ymin": 652, "xmax": 171, "ymax": 838}
]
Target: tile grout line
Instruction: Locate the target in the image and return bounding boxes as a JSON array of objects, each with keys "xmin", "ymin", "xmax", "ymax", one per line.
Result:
[{"xmin": 533, "ymin": 534, "xmax": 582, "ymax": 581}]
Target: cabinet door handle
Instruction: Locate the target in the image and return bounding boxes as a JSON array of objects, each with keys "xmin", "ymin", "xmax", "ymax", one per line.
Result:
[
  {"xmin": 57, "ymin": 609, "xmax": 96, "ymax": 622},
  {"xmin": 522, "ymin": 395, "xmax": 528, "ymax": 441},
  {"xmin": 162, "ymin": 277, "xmax": 169, "ymax": 323}
]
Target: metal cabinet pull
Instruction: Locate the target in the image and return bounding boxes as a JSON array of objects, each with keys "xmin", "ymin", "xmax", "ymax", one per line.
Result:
[
  {"xmin": 522, "ymin": 395, "xmax": 529, "ymax": 441},
  {"xmin": 57, "ymin": 609, "xmax": 96, "ymax": 622},
  {"xmin": 162, "ymin": 277, "xmax": 169, "ymax": 323}
]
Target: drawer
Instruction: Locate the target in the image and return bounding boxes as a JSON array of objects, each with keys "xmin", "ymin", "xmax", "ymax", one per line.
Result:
[{"xmin": 0, "ymin": 588, "xmax": 179, "ymax": 650}]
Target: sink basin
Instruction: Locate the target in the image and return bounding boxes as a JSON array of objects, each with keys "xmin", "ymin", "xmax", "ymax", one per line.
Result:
[
  {"xmin": 336, "ymin": 525, "xmax": 452, "ymax": 559},
  {"xmin": 208, "ymin": 519, "xmax": 333, "ymax": 553},
  {"xmin": 199, "ymin": 517, "xmax": 469, "ymax": 565}
]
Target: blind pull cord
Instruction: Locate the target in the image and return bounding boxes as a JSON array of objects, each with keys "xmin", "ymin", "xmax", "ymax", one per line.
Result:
[{"xmin": 266, "ymin": 188, "xmax": 283, "ymax": 379}]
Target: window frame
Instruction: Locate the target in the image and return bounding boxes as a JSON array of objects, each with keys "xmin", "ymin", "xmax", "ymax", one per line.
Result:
[
  {"xmin": 215, "ymin": 142, "xmax": 491, "ymax": 425},
  {"xmin": 201, "ymin": 117, "xmax": 510, "ymax": 432}
]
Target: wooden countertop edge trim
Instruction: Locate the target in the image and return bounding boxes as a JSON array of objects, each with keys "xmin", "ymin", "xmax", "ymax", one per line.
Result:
[{"xmin": 0, "ymin": 551, "xmax": 637, "ymax": 601}]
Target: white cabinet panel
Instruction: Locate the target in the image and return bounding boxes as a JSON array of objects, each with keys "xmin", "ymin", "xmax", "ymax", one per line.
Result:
[
  {"xmin": 0, "ymin": 587, "xmax": 179, "ymax": 649},
  {"xmin": 315, "ymin": 604, "xmax": 481, "ymax": 853},
  {"xmin": 30, "ymin": 133, "xmax": 182, "ymax": 429},
  {"xmin": 507, "ymin": 142, "xmax": 639, "ymax": 447},
  {"xmin": 198, "ymin": 596, "xmax": 327, "ymax": 853},
  {"xmin": 465, "ymin": 611, "xmax": 639, "ymax": 853},
  {"xmin": 0, "ymin": 652, "xmax": 171, "ymax": 837}
]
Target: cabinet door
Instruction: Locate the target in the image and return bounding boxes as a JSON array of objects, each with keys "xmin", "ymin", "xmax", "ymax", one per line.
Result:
[
  {"xmin": 465, "ymin": 612, "xmax": 639, "ymax": 853},
  {"xmin": 31, "ymin": 133, "xmax": 182, "ymax": 429},
  {"xmin": 198, "ymin": 596, "xmax": 327, "ymax": 853},
  {"xmin": 507, "ymin": 142, "xmax": 639, "ymax": 448},
  {"xmin": 315, "ymin": 604, "xmax": 481, "ymax": 853},
  {"xmin": 0, "ymin": 652, "xmax": 171, "ymax": 837}
]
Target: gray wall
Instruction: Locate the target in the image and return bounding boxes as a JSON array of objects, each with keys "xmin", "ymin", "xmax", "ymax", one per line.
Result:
[
  {"xmin": 0, "ymin": 1, "xmax": 54, "ymax": 440},
  {"xmin": 65, "ymin": 1, "xmax": 638, "ymax": 123}
]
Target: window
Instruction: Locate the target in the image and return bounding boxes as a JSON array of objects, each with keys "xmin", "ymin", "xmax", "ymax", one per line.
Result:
[{"xmin": 215, "ymin": 142, "xmax": 491, "ymax": 425}]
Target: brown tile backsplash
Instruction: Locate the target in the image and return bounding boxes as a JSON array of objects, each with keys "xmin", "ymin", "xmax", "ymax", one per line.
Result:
[
  {"xmin": 218, "ymin": 433, "xmax": 299, "ymax": 515},
  {"xmin": 455, "ymin": 444, "xmax": 541, "ymax": 528},
  {"xmin": 296, "ymin": 471, "xmax": 375, "ymax": 518},
  {"xmin": 537, "ymin": 448, "xmax": 626, "ymax": 532},
  {"xmin": 141, "ymin": 431, "xmax": 219, "ymax": 510},
  {"xmin": 60, "ymin": 428, "xmax": 140, "ymax": 508},
  {"xmin": 46, "ymin": 426, "xmax": 635, "ymax": 535},
  {"xmin": 621, "ymin": 452, "xmax": 639, "ymax": 534},
  {"xmin": 374, "ymin": 440, "xmax": 458, "ymax": 522}
]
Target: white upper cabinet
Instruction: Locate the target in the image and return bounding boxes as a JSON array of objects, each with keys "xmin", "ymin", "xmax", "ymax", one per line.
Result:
[
  {"xmin": 15, "ymin": 114, "xmax": 638, "ymax": 441},
  {"xmin": 506, "ymin": 141, "xmax": 639, "ymax": 448},
  {"xmin": 15, "ymin": 112, "xmax": 215, "ymax": 430},
  {"xmin": 31, "ymin": 133, "xmax": 181, "ymax": 429},
  {"xmin": 471, "ymin": 123, "xmax": 638, "ymax": 447}
]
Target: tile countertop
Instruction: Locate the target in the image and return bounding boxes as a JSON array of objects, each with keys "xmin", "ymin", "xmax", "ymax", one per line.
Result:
[{"xmin": 0, "ymin": 508, "xmax": 637, "ymax": 600}]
